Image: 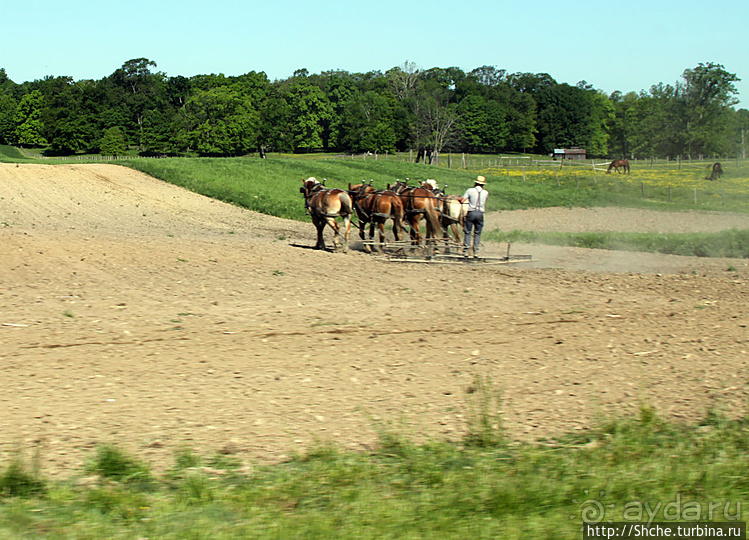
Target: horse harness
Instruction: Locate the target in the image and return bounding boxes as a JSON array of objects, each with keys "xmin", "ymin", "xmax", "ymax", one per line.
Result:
[{"xmin": 302, "ymin": 183, "xmax": 350, "ymax": 219}]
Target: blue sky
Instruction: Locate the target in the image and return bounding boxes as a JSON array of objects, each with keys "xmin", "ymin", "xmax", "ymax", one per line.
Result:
[{"xmin": 3, "ymin": 0, "xmax": 747, "ymax": 107}]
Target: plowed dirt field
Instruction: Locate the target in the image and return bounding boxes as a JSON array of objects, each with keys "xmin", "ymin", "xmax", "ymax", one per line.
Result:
[{"xmin": 1, "ymin": 163, "xmax": 747, "ymax": 477}]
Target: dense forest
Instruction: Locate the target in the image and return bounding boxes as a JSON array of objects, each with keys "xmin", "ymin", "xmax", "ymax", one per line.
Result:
[{"xmin": 0, "ymin": 59, "xmax": 745, "ymax": 161}]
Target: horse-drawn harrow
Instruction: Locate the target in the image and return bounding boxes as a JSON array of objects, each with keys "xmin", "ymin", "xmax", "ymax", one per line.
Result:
[{"xmin": 362, "ymin": 238, "xmax": 534, "ymax": 266}]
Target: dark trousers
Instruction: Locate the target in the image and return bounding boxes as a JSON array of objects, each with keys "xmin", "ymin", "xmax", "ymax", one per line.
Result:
[{"xmin": 463, "ymin": 210, "xmax": 484, "ymax": 253}]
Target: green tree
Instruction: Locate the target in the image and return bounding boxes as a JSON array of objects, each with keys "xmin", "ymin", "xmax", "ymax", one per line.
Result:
[
  {"xmin": 14, "ymin": 90, "xmax": 47, "ymax": 147},
  {"xmin": 608, "ymin": 91, "xmax": 639, "ymax": 157},
  {"xmin": 100, "ymin": 126, "xmax": 127, "ymax": 155},
  {"xmin": 340, "ymin": 90, "xmax": 396, "ymax": 153},
  {"xmin": 733, "ymin": 108, "xmax": 749, "ymax": 159},
  {"xmin": 108, "ymin": 58, "xmax": 168, "ymax": 151},
  {"xmin": 0, "ymin": 93, "xmax": 17, "ymax": 144},
  {"xmin": 286, "ymin": 80, "xmax": 332, "ymax": 152},
  {"xmin": 178, "ymin": 86, "xmax": 259, "ymax": 155},
  {"xmin": 680, "ymin": 62, "xmax": 740, "ymax": 156}
]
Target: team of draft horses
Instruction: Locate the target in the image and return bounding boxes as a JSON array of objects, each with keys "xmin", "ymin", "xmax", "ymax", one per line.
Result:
[
  {"xmin": 299, "ymin": 159, "xmax": 725, "ymax": 252},
  {"xmin": 299, "ymin": 177, "xmax": 466, "ymax": 253}
]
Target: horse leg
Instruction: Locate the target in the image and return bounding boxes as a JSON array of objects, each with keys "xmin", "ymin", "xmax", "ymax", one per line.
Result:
[
  {"xmin": 341, "ymin": 215, "xmax": 351, "ymax": 253},
  {"xmin": 392, "ymin": 215, "xmax": 401, "ymax": 242},
  {"xmin": 360, "ymin": 218, "xmax": 371, "ymax": 253},
  {"xmin": 411, "ymin": 216, "xmax": 422, "ymax": 245},
  {"xmin": 326, "ymin": 217, "xmax": 341, "ymax": 252},
  {"xmin": 313, "ymin": 217, "xmax": 327, "ymax": 250},
  {"xmin": 376, "ymin": 221, "xmax": 386, "ymax": 253},
  {"xmin": 368, "ymin": 220, "xmax": 377, "ymax": 252},
  {"xmin": 450, "ymin": 222, "xmax": 460, "ymax": 243}
]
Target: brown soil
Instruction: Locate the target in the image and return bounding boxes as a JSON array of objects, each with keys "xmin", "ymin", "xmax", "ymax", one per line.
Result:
[{"xmin": 1, "ymin": 163, "xmax": 748, "ymax": 478}]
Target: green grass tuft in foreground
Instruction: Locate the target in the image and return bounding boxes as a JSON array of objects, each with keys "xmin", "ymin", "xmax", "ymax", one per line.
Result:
[{"xmin": 1, "ymin": 406, "xmax": 748, "ymax": 538}]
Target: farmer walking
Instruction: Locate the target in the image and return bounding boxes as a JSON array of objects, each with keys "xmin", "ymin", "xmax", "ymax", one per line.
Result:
[{"xmin": 462, "ymin": 175, "xmax": 488, "ymax": 257}]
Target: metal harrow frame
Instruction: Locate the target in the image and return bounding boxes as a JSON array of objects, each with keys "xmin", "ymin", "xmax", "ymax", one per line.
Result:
[{"xmin": 362, "ymin": 238, "xmax": 534, "ymax": 265}]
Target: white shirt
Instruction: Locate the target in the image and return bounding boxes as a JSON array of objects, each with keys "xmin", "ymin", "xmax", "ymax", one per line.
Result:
[{"xmin": 463, "ymin": 186, "xmax": 488, "ymax": 212}]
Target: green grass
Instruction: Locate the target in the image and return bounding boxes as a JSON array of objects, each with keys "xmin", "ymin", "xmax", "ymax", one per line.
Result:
[
  {"xmin": 117, "ymin": 155, "xmax": 599, "ymax": 221},
  {"xmin": 2, "ymin": 145, "xmax": 748, "ymax": 257},
  {"xmin": 1, "ymin": 406, "xmax": 747, "ymax": 538},
  {"xmin": 115, "ymin": 154, "xmax": 749, "ymax": 217},
  {"xmin": 0, "ymin": 146, "xmax": 32, "ymax": 163},
  {"xmin": 487, "ymin": 228, "xmax": 749, "ymax": 259}
]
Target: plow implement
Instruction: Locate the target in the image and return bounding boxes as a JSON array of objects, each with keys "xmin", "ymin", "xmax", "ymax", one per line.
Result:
[{"xmin": 362, "ymin": 238, "xmax": 534, "ymax": 265}]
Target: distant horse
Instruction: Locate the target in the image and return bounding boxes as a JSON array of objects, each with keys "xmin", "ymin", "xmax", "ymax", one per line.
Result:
[
  {"xmin": 420, "ymin": 181, "xmax": 467, "ymax": 242},
  {"xmin": 607, "ymin": 159, "xmax": 630, "ymax": 174},
  {"xmin": 388, "ymin": 180, "xmax": 442, "ymax": 246},
  {"xmin": 708, "ymin": 162, "xmax": 723, "ymax": 181},
  {"xmin": 348, "ymin": 182, "xmax": 405, "ymax": 252},
  {"xmin": 300, "ymin": 177, "xmax": 353, "ymax": 252}
]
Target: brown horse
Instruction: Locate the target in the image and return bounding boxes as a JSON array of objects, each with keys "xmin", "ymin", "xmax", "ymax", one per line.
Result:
[
  {"xmin": 300, "ymin": 177, "xmax": 353, "ymax": 252},
  {"xmin": 420, "ymin": 181, "xmax": 467, "ymax": 242},
  {"xmin": 388, "ymin": 180, "xmax": 442, "ymax": 245},
  {"xmin": 607, "ymin": 159, "xmax": 630, "ymax": 174},
  {"xmin": 348, "ymin": 182, "xmax": 405, "ymax": 252},
  {"xmin": 708, "ymin": 162, "xmax": 723, "ymax": 181}
]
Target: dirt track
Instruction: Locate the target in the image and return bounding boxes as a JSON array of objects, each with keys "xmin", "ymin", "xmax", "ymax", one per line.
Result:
[{"xmin": 1, "ymin": 163, "xmax": 748, "ymax": 477}]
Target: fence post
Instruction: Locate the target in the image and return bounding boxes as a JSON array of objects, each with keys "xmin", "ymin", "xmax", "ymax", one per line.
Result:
[
  {"xmin": 522, "ymin": 166, "xmax": 526, "ymax": 182},
  {"xmin": 694, "ymin": 187, "xmax": 697, "ymax": 204},
  {"xmin": 641, "ymin": 182, "xmax": 645, "ymax": 198}
]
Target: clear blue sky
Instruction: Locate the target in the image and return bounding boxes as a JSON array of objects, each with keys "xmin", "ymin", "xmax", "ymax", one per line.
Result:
[{"xmin": 3, "ymin": 0, "xmax": 747, "ymax": 107}]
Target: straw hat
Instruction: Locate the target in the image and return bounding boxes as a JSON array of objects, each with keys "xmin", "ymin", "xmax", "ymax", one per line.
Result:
[{"xmin": 475, "ymin": 175, "xmax": 486, "ymax": 185}]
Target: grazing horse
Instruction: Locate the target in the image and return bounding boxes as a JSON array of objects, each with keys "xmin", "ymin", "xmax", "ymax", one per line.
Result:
[
  {"xmin": 420, "ymin": 181, "xmax": 467, "ymax": 242},
  {"xmin": 348, "ymin": 182, "xmax": 405, "ymax": 252},
  {"xmin": 388, "ymin": 180, "xmax": 442, "ymax": 245},
  {"xmin": 607, "ymin": 159, "xmax": 630, "ymax": 174},
  {"xmin": 708, "ymin": 162, "xmax": 723, "ymax": 181},
  {"xmin": 300, "ymin": 177, "xmax": 353, "ymax": 252}
]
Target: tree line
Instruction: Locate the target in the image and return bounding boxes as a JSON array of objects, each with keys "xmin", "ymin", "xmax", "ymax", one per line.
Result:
[{"xmin": 0, "ymin": 59, "xmax": 745, "ymax": 161}]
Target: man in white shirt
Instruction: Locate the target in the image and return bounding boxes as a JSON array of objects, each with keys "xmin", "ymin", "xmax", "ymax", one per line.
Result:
[{"xmin": 462, "ymin": 175, "xmax": 488, "ymax": 257}]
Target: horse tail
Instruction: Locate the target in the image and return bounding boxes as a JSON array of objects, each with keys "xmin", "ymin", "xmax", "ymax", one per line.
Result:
[
  {"xmin": 339, "ymin": 191, "xmax": 353, "ymax": 217},
  {"xmin": 424, "ymin": 203, "xmax": 442, "ymax": 240}
]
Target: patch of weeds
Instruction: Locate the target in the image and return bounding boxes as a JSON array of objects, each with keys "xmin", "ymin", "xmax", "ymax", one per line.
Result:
[
  {"xmin": 176, "ymin": 257, "xmax": 188, "ymax": 262},
  {"xmin": 62, "ymin": 310, "xmax": 74, "ymax": 318},
  {"xmin": 175, "ymin": 471, "xmax": 215, "ymax": 505},
  {"xmin": 463, "ymin": 374, "xmax": 505, "ymax": 447},
  {"xmin": 168, "ymin": 446, "xmax": 202, "ymax": 476},
  {"xmin": 0, "ymin": 454, "xmax": 46, "ymax": 498},
  {"xmin": 205, "ymin": 453, "xmax": 242, "ymax": 472},
  {"xmin": 726, "ymin": 263, "xmax": 737, "ymax": 272},
  {"xmin": 84, "ymin": 486, "xmax": 151, "ymax": 520},
  {"xmin": 85, "ymin": 444, "xmax": 154, "ymax": 490},
  {"xmin": 276, "ymin": 234, "xmax": 287, "ymax": 241},
  {"xmin": 272, "ymin": 270, "xmax": 285, "ymax": 276}
]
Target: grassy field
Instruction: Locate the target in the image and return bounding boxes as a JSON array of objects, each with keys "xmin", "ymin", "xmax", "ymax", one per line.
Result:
[
  {"xmin": 3, "ymin": 146, "xmax": 748, "ymax": 257},
  {"xmin": 117, "ymin": 154, "xmax": 749, "ymax": 218},
  {"xmin": 1, "ymin": 401, "xmax": 747, "ymax": 539}
]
